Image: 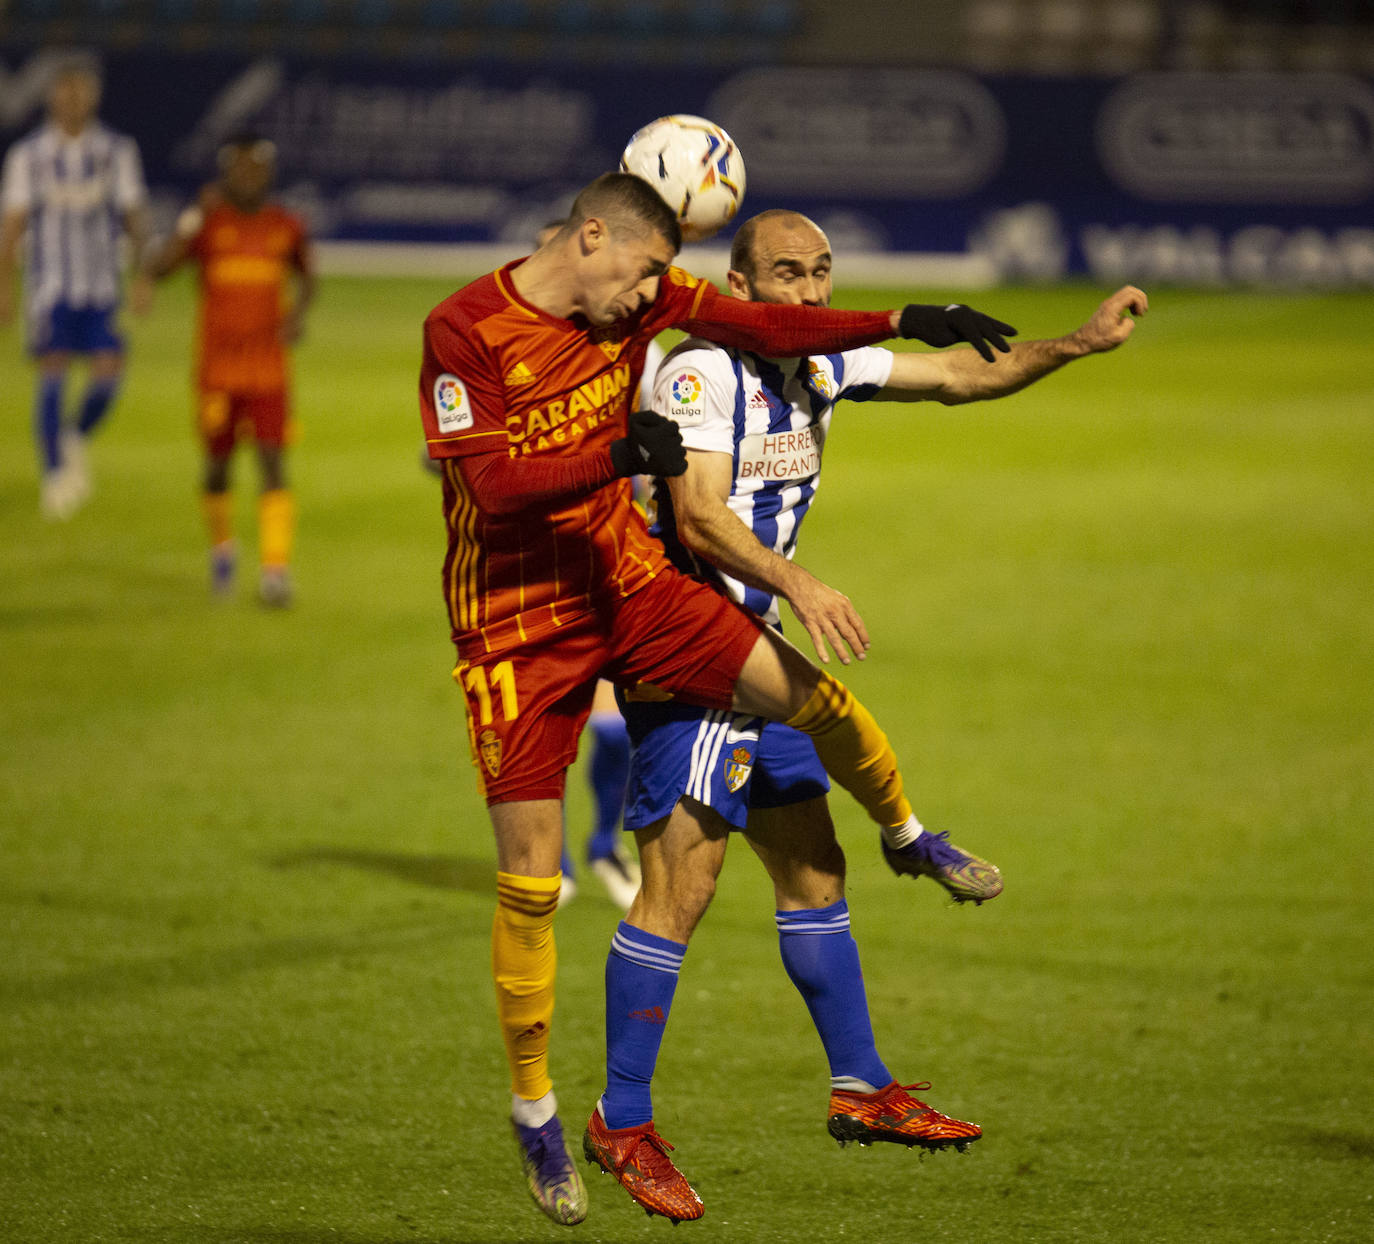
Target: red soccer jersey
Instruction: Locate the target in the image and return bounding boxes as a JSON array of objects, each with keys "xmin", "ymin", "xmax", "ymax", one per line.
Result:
[
  {"xmin": 189, "ymin": 202, "xmax": 310, "ymax": 394},
  {"xmin": 420, "ymin": 260, "xmax": 894, "ymax": 656}
]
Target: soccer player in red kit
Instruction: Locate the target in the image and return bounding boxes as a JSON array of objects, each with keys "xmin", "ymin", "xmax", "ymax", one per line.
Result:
[
  {"xmin": 418, "ymin": 173, "xmax": 1015, "ymax": 1227},
  {"xmin": 142, "ymin": 134, "xmax": 315, "ymax": 605}
]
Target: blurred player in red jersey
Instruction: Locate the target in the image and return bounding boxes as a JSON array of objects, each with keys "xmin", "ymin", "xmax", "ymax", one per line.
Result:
[
  {"xmin": 417, "ymin": 172, "xmax": 1017, "ymax": 1227},
  {"xmin": 141, "ymin": 135, "xmax": 315, "ymax": 606}
]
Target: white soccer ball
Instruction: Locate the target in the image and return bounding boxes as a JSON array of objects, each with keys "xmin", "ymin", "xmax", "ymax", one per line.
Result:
[{"xmin": 620, "ymin": 114, "xmax": 746, "ymax": 244}]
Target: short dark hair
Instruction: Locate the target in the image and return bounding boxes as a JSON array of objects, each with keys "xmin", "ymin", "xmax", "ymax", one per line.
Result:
[
  {"xmin": 568, "ymin": 173, "xmax": 681, "ymax": 252},
  {"xmin": 217, "ymin": 132, "xmax": 277, "ymax": 169},
  {"xmin": 730, "ymin": 209, "xmax": 821, "ymax": 281}
]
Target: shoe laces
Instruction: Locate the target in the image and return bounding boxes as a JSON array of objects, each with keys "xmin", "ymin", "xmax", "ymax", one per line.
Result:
[
  {"xmin": 911, "ymin": 830, "xmax": 966, "ymax": 867},
  {"xmin": 624, "ymin": 1123, "xmax": 679, "ymax": 1177},
  {"xmin": 519, "ymin": 1118, "xmax": 574, "ymax": 1183}
]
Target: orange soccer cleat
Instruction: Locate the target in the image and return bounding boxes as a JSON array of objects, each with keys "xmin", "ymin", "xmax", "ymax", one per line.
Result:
[
  {"xmin": 827, "ymin": 1080, "xmax": 982, "ymax": 1152},
  {"xmin": 583, "ymin": 1106, "xmax": 705, "ymax": 1222}
]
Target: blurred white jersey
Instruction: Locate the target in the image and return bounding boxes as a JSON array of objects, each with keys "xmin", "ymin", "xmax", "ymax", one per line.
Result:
[
  {"xmin": 650, "ymin": 337, "xmax": 894, "ymax": 627},
  {"xmin": 1, "ymin": 122, "xmax": 146, "ymax": 317}
]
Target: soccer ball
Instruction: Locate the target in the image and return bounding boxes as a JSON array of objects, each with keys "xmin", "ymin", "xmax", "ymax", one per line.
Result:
[{"xmin": 620, "ymin": 114, "xmax": 746, "ymax": 244}]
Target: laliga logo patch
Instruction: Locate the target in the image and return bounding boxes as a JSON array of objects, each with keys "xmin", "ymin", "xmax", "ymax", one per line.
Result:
[
  {"xmin": 671, "ymin": 371, "xmax": 702, "ymax": 404},
  {"xmin": 434, "ymin": 373, "xmax": 473, "ymax": 433},
  {"xmin": 478, "ymin": 728, "xmax": 502, "ymax": 778},
  {"xmin": 666, "ymin": 369, "xmax": 705, "ymax": 426},
  {"xmin": 723, "ymin": 746, "xmax": 754, "ymax": 793}
]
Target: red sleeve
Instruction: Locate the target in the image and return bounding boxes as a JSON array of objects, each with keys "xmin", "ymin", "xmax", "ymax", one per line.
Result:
[
  {"xmin": 680, "ymin": 280, "xmax": 896, "ymax": 356},
  {"xmin": 647, "ymin": 269, "xmax": 895, "ymax": 356},
  {"xmin": 420, "ymin": 308, "xmax": 510, "ymax": 459},
  {"xmin": 457, "ymin": 447, "xmax": 620, "ymax": 517}
]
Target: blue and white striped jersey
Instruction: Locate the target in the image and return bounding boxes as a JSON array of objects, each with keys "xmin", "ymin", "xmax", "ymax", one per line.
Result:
[
  {"xmin": 1, "ymin": 122, "xmax": 146, "ymax": 319},
  {"xmin": 649, "ymin": 337, "xmax": 894, "ymax": 628}
]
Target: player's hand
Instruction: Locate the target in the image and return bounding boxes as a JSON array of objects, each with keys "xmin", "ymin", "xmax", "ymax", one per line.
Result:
[
  {"xmin": 785, "ymin": 566, "xmax": 870, "ymax": 666},
  {"xmin": 899, "ymin": 303, "xmax": 1017, "ymax": 362},
  {"xmin": 610, "ymin": 409, "xmax": 688, "ymax": 478},
  {"xmin": 279, "ymin": 306, "xmax": 306, "ymax": 345},
  {"xmin": 128, "ymin": 273, "xmax": 154, "ymax": 317},
  {"xmin": 1072, "ymin": 285, "xmax": 1148, "ymax": 354}
]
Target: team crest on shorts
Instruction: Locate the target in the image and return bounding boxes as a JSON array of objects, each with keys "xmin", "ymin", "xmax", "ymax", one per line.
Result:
[
  {"xmin": 478, "ymin": 728, "xmax": 502, "ymax": 778},
  {"xmin": 723, "ymin": 746, "xmax": 753, "ymax": 793}
]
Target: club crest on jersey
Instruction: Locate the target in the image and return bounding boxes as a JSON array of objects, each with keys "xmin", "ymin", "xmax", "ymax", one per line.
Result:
[
  {"xmin": 434, "ymin": 373, "xmax": 473, "ymax": 433},
  {"xmin": 478, "ymin": 728, "xmax": 502, "ymax": 778},
  {"xmin": 667, "ymin": 370, "xmax": 705, "ymax": 425},
  {"xmin": 723, "ymin": 746, "xmax": 754, "ymax": 793},
  {"xmin": 806, "ymin": 360, "xmax": 834, "ymax": 399}
]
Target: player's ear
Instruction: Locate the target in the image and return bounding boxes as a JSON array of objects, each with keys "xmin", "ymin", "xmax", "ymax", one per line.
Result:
[
  {"xmin": 580, "ymin": 217, "xmax": 607, "ymax": 254},
  {"xmin": 726, "ymin": 268, "xmax": 751, "ymax": 301}
]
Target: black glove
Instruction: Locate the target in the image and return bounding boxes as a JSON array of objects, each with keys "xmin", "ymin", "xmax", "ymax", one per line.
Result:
[
  {"xmin": 610, "ymin": 409, "xmax": 688, "ymax": 478},
  {"xmin": 898, "ymin": 303, "xmax": 1017, "ymax": 362}
]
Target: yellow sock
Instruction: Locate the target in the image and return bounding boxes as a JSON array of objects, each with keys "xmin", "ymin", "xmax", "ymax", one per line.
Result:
[
  {"xmin": 493, "ymin": 871, "xmax": 562, "ymax": 1101},
  {"xmin": 785, "ymin": 671, "xmax": 913, "ymax": 829},
  {"xmin": 258, "ymin": 488, "xmax": 295, "ymax": 570},
  {"xmin": 202, "ymin": 491, "xmax": 233, "ymax": 548}
]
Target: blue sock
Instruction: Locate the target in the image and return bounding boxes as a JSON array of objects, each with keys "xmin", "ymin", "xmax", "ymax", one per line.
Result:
[
  {"xmin": 76, "ymin": 376, "xmax": 119, "ymax": 436},
  {"xmin": 776, "ymin": 901, "xmax": 891, "ymax": 1089},
  {"xmin": 35, "ymin": 375, "xmax": 63, "ymax": 472},
  {"xmin": 602, "ymin": 921, "xmax": 685, "ymax": 1129},
  {"xmin": 586, "ymin": 713, "xmax": 630, "ymax": 861}
]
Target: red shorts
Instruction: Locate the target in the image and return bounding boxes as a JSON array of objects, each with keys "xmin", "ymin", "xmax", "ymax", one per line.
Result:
[
  {"xmin": 198, "ymin": 390, "xmax": 290, "ymax": 456},
  {"xmin": 453, "ymin": 568, "xmax": 764, "ymax": 805}
]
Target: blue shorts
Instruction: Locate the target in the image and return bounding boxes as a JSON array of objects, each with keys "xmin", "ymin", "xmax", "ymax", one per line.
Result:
[
  {"xmin": 619, "ymin": 696, "xmax": 830, "ymax": 832},
  {"xmin": 30, "ymin": 302, "xmax": 124, "ymax": 356}
]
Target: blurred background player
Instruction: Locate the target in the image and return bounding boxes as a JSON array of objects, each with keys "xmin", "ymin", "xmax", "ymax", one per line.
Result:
[
  {"xmin": 0, "ymin": 56, "xmax": 149, "ymax": 520},
  {"xmin": 586, "ymin": 209, "xmax": 1147, "ymax": 1219},
  {"xmin": 140, "ymin": 134, "xmax": 315, "ymax": 606}
]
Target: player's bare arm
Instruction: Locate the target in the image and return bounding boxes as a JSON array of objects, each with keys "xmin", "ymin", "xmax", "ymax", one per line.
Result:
[
  {"xmin": 124, "ymin": 205, "xmax": 153, "ymax": 314},
  {"xmin": 0, "ymin": 208, "xmax": 27, "ymax": 324},
  {"xmin": 879, "ymin": 285, "xmax": 1148, "ymax": 405},
  {"xmin": 281, "ymin": 260, "xmax": 317, "ymax": 345},
  {"xmin": 666, "ymin": 448, "xmax": 869, "ymax": 666}
]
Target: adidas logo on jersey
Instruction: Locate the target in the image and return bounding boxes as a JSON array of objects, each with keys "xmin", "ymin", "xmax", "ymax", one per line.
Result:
[
  {"xmin": 504, "ymin": 361, "xmax": 536, "ymax": 386},
  {"xmin": 748, "ymin": 390, "xmax": 770, "ymax": 409}
]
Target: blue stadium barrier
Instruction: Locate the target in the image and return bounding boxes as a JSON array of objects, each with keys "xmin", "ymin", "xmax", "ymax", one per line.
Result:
[{"xmin": 419, "ymin": 0, "xmax": 462, "ymax": 28}]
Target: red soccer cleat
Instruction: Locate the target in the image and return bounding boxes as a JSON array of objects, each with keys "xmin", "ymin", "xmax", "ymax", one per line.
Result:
[
  {"xmin": 583, "ymin": 1106, "xmax": 705, "ymax": 1222},
  {"xmin": 827, "ymin": 1080, "xmax": 982, "ymax": 1152}
]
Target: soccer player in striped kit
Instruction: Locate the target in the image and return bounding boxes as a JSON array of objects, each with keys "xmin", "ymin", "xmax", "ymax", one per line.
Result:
[
  {"xmin": 587, "ymin": 210, "xmax": 1147, "ymax": 1220},
  {"xmin": 418, "ymin": 174, "xmax": 1022, "ymax": 1228},
  {"xmin": 0, "ymin": 57, "xmax": 149, "ymax": 519}
]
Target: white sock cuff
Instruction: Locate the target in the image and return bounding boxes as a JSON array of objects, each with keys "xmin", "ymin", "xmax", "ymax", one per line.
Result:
[
  {"xmin": 511, "ymin": 1089, "xmax": 557, "ymax": 1128},
  {"xmin": 880, "ymin": 814, "xmax": 924, "ymax": 850}
]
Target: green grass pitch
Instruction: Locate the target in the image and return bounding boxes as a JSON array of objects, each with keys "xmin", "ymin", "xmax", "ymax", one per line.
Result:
[{"xmin": 2, "ymin": 273, "xmax": 1372, "ymax": 1243}]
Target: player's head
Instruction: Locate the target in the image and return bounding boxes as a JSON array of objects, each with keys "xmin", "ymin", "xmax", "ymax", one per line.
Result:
[
  {"xmin": 728, "ymin": 210, "xmax": 832, "ymax": 308},
  {"xmin": 47, "ymin": 57, "xmax": 102, "ymax": 135},
  {"xmin": 564, "ymin": 173, "xmax": 681, "ymax": 327},
  {"xmin": 217, "ymin": 133, "xmax": 277, "ymax": 209}
]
